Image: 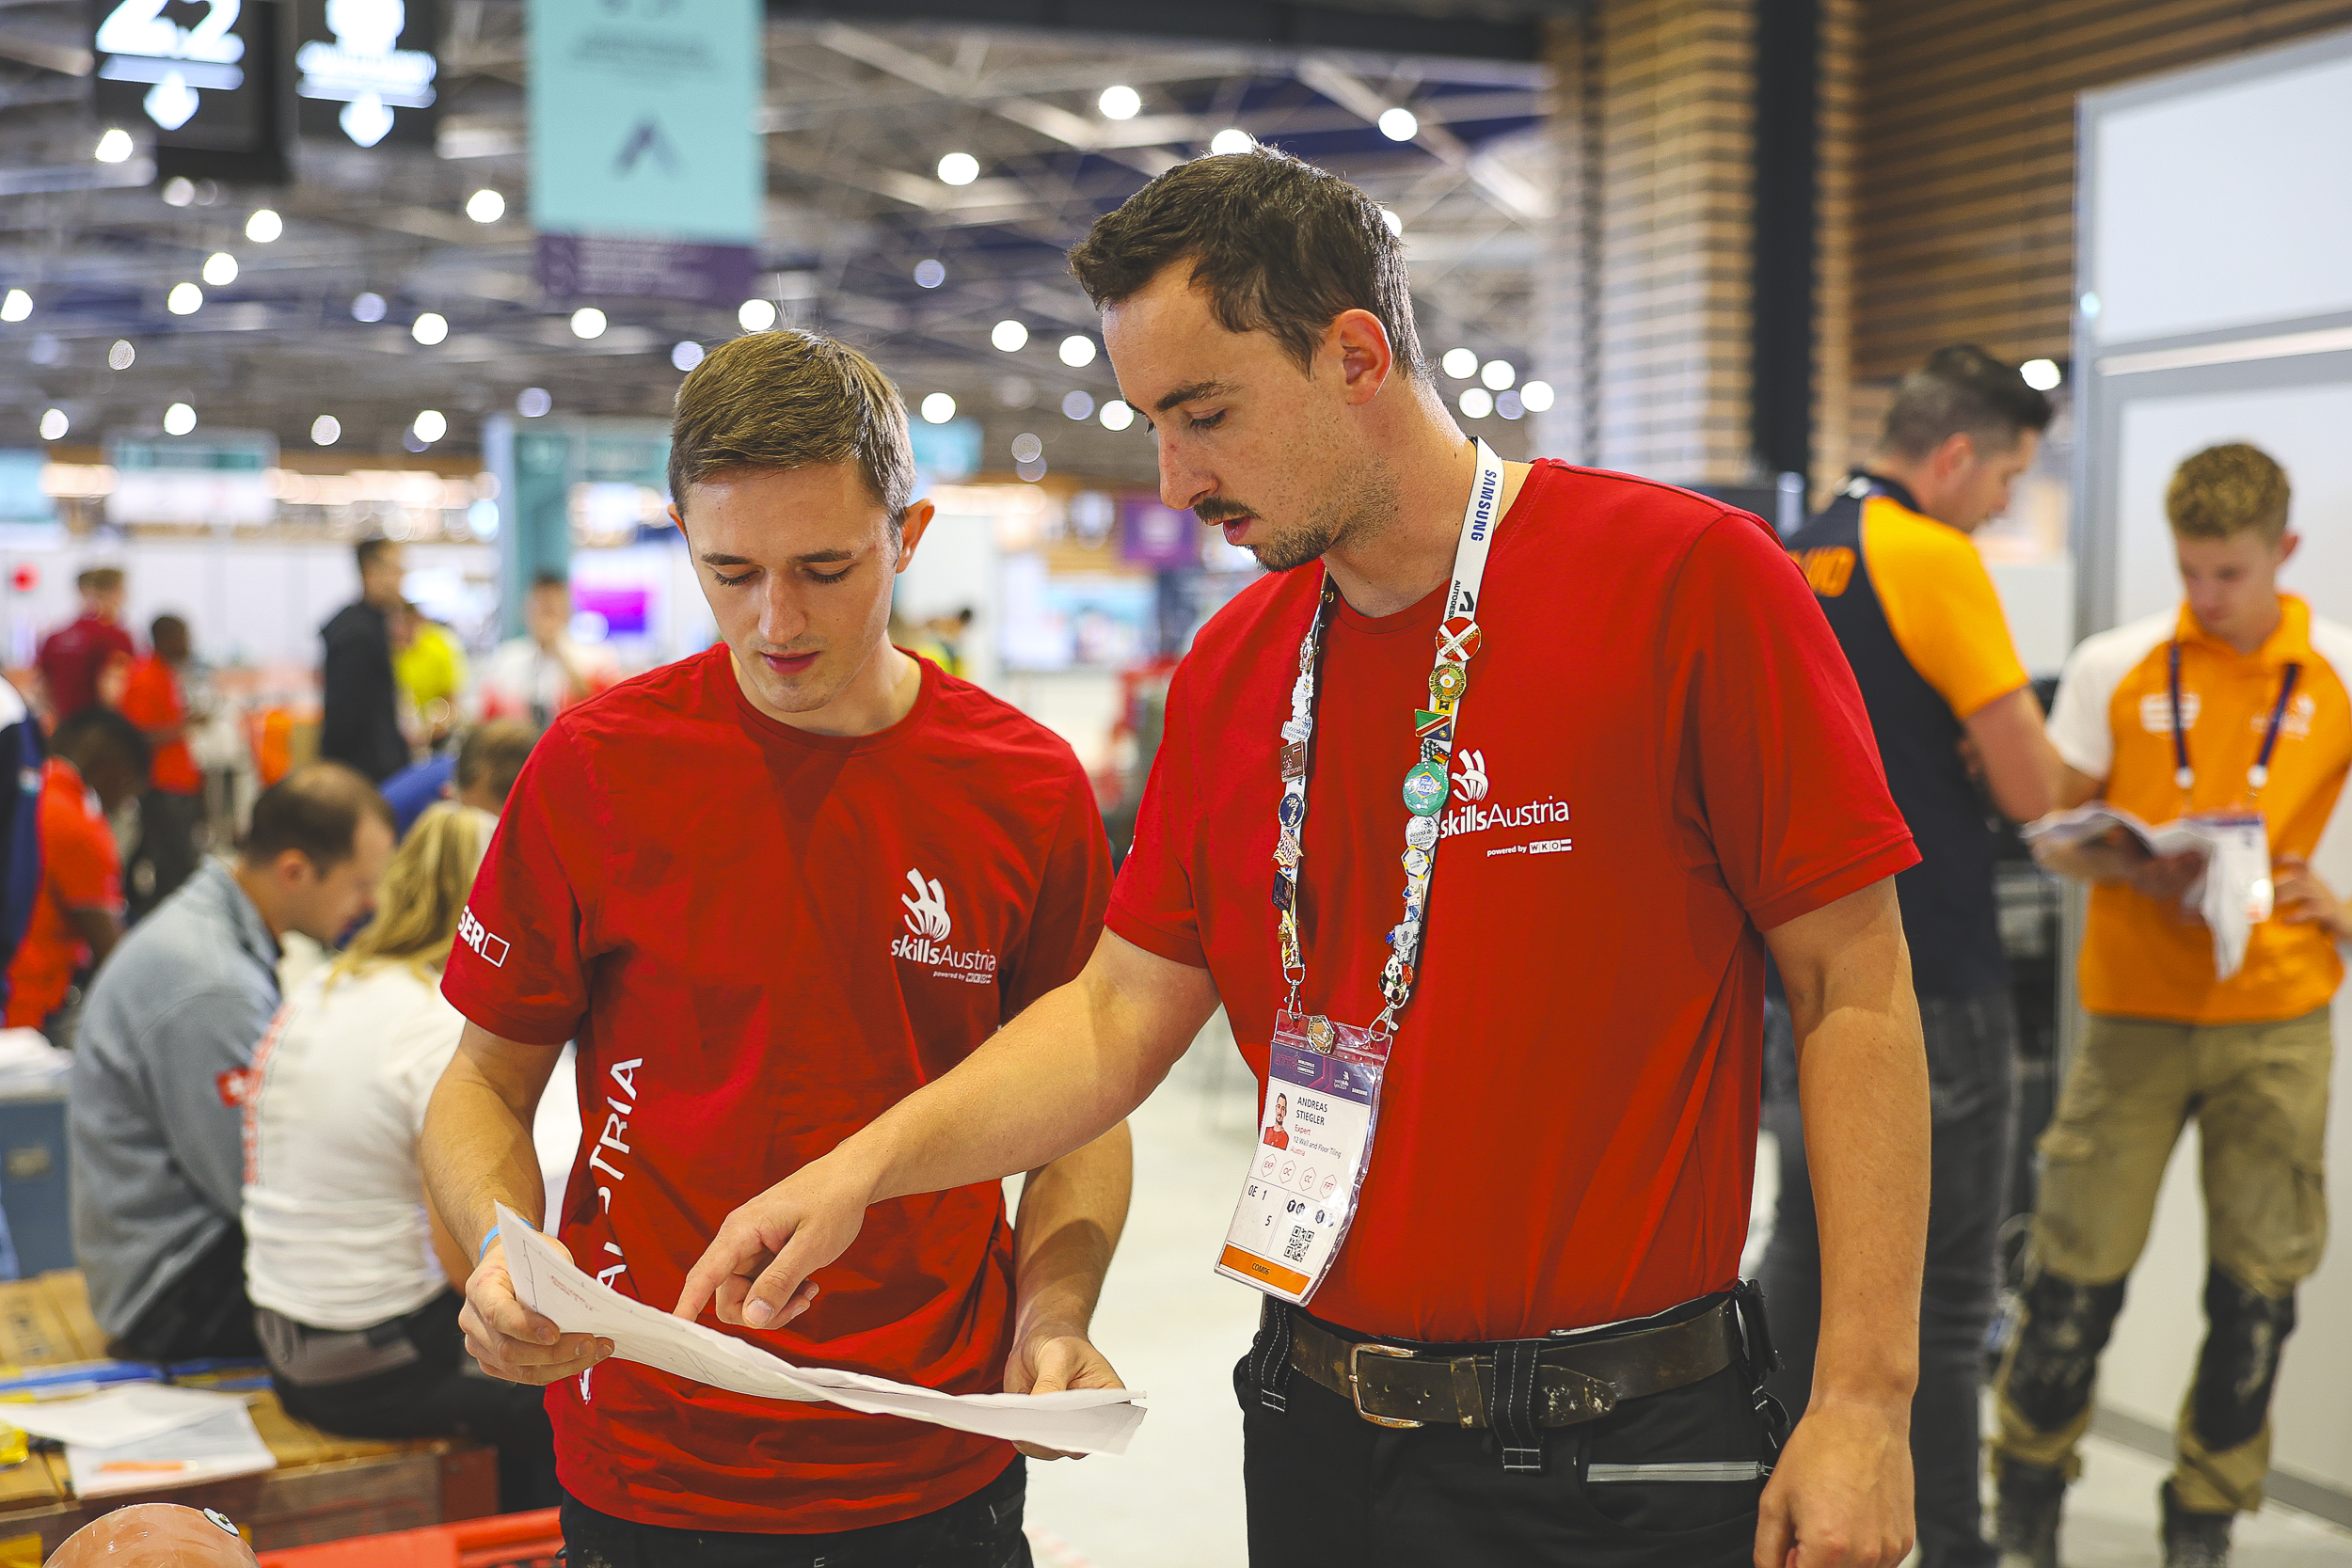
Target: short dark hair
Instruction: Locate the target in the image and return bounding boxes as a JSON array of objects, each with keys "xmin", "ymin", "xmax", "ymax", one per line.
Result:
[
  {"xmin": 530, "ymin": 571, "xmax": 569, "ymax": 594},
  {"xmin": 151, "ymin": 613, "xmax": 187, "ymax": 643},
  {"xmin": 244, "ymin": 761, "xmax": 394, "ymax": 874},
  {"xmin": 1881, "ymin": 345, "xmax": 2054, "ymax": 460},
  {"xmin": 78, "ymin": 566, "xmax": 124, "ymax": 595},
  {"xmin": 667, "ymin": 329, "xmax": 913, "ymax": 526},
  {"xmin": 454, "ymin": 720, "xmax": 537, "ymax": 806},
  {"xmin": 355, "ymin": 537, "xmax": 398, "ymax": 574},
  {"xmin": 51, "ymin": 706, "xmax": 149, "ymax": 780},
  {"xmin": 1068, "ymin": 147, "xmax": 1427, "ymax": 382}
]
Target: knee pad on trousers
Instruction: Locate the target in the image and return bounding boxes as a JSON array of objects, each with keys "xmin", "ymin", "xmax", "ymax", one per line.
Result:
[
  {"xmin": 2191, "ymin": 1266, "xmax": 2296, "ymax": 1455},
  {"xmin": 2006, "ymin": 1269, "xmax": 2128, "ymax": 1433}
]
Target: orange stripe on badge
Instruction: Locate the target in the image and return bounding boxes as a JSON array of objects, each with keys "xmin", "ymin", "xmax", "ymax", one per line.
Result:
[{"xmin": 1218, "ymin": 1245, "xmax": 1311, "ymax": 1295}]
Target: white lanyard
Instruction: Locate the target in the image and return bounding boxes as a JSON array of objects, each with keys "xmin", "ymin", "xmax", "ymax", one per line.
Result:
[{"xmin": 1270, "ymin": 439, "xmax": 1505, "ymax": 1040}]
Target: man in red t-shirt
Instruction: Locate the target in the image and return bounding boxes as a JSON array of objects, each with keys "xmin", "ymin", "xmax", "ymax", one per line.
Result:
[
  {"xmin": 684, "ymin": 151, "xmax": 1933, "ymax": 1568},
  {"xmin": 120, "ymin": 615, "xmax": 208, "ymax": 920},
  {"xmin": 36, "ymin": 567, "xmax": 135, "ymax": 722},
  {"xmin": 6, "ymin": 709, "xmax": 148, "ymax": 1037},
  {"xmin": 422, "ymin": 329, "xmax": 1126, "ymax": 1563}
]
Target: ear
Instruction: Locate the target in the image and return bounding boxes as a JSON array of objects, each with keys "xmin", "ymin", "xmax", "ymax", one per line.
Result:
[
  {"xmin": 894, "ymin": 499, "xmax": 937, "ymax": 572},
  {"xmin": 272, "ymin": 847, "xmax": 313, "ymax": 888},
  {"xmin": 2278, "ymin": 531, "xmax": 2301, "ymax": 568},
  {"xmin": 1328, "ymin": 309, "xmax": 1394, "ymax": 407},
  {"xmin": 1936, "ymin": 430, "xmax": 1978, "ymax": 478}
]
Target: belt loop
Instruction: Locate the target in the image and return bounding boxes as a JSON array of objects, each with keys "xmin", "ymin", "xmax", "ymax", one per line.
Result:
[
  {"xmin": 1249, "ymin": 1296, "xmax": 1295, "ymax": 1414},
  {"xmin": 1488, "ymin": 1338, "xmax": 1546, "ymax": 1473}
]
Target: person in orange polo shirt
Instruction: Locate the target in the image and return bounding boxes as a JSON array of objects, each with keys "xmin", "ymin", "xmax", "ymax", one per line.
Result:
[
  {"xmin": 1994, "ymin": 443, "xmax": 2351, "ymax": 1568},
  {"xmin": 120, "ymin": 614, "xmax": 208, "ymax": 920},
  {"xmin": 5, "ymin": 708, "xmax": 150, "ymax": 1041}
]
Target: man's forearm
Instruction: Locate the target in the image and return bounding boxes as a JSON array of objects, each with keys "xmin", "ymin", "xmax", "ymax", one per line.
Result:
[
  {"xmin": 1011, "ymin": 1121, "xmax": 1134, "ymax": 1342},
  {"xmin": 2033, "ymin": 841, "xmax": 2136, "ymax": 884},
  {"xmin": 1788, "ymin": 985, "xmax": 1929, "ymax": 1405},
  {"xmin": 421, "ymin": 1053, "xmax": 547, "ymax": 1256},
  {"xmin": 836, "ymin": 939, "xmax": 1213, "ymax": 1210}
]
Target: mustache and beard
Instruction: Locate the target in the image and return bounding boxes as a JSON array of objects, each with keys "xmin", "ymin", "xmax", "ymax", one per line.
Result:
[{"xmin": 1193, "ymin": 453, "xmax": 1403, "ymax": 574}]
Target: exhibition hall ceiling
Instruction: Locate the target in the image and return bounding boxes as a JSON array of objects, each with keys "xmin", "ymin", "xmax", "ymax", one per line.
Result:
[{"xmin": 0, "ymin": 1, "xmax": 1550, "ymax": 483}]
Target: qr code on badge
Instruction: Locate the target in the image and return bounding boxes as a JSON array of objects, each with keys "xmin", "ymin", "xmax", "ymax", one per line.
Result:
[{"xmin": 1284, "ymin": 1225, "xmax": 1313, "ymax": 1263}]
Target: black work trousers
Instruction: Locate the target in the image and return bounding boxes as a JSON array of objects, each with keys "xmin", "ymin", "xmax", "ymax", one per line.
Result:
[
  {"xmin": 1236, "ymin": 1328, "xmax": 1770, "ymax": 1565},
  {"xmin": 113, "ymin": 1223, "xmax": 262, "ymax": 1363},
  {"xmin": 1761, "ymin": 990, "xmax": 2016, "ymax": 1568},
  {"xmin": 270, "ymin": 1290, "xmax": 559, "ymax": 1515},
  {"xmin": 557, "ymin": 1457, "xmax": 1031, "ymax": 1568}
]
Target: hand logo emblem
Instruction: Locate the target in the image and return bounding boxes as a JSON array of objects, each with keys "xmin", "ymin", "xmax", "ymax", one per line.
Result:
[
  {"xmin": 1453, "ymin": 750, "xmax": 1489, "ymax": 803},
  {"xmin": 900, "ymin": 868, "xmax": 952, "ymax": 941}
]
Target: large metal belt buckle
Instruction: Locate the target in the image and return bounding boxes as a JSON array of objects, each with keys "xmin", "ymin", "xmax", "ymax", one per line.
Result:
[{"xmin": 1348, "ymin": 1341, "xmax": 1426, "ymax": 1429}]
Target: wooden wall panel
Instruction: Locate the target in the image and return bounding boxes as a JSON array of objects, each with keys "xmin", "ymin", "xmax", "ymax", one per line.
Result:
[{"xmin": 1849, "ymin": 0, "xmax": 2352, "ymax": 385}]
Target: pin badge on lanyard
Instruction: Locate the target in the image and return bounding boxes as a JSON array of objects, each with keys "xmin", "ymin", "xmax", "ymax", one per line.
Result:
[{"xmin": 1215, "ymin": 441, "xmax": 1506, "ymax": 1306}]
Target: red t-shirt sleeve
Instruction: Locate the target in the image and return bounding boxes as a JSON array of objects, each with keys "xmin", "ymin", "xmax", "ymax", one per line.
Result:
[
  {"xmin": 1670, "ymin": 512, "xmax": 1918, "ymax": 931},
  {"xmin": 48, "ymin": 803, "xmax": 121, "ymax": 912},
  {"xmin": 119, "ymin": 660, "xmax": 177, "ymax": 729},
  {"xmin": 1104, "ymin": 659, "xmax": 1209, "ymax": 969},
  {"xmin": 1000, "ymin": 766, "xmax": 1113, "ymax": 1020},
  {"xmin": 441, "ymin": 723, "xmax": 601, "ymax": 1044}
]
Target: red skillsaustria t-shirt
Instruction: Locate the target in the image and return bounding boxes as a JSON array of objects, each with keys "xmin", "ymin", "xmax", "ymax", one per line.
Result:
[
  {"xmin": 1110, "ymin": 462, "xmax": 1917, "ymax": 1343},
  {"xmin": 441, "ymin": 645, "xmax": 1110, "ymax": 1533}
]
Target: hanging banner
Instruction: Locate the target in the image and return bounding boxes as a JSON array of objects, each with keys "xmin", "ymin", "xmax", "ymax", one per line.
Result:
[
  {"xmin": 529, "ymin": 0, "xmax": 762, "ymax": 307},
  {"xmin": 293, "ymin": 0, "xmax": 441, "ymax": 150},
  {"xmin": 91, "ymin": 0, "xmax": 289, "ymax": 182}
]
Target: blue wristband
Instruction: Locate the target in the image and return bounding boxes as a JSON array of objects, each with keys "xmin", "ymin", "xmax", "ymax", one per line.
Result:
[{"xmin": 476, "ymin": 1222, "xmax": 501, "ymax": 1261}]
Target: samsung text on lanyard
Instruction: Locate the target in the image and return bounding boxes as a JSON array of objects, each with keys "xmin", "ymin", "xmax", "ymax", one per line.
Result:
[
  {"xmin": 2167, "ymin": 641, "xmax": 2300, "ymax": 926},
  {"xmin": 1216, "ymin": 440, "xmax": 1505, "ymax": 1306}
]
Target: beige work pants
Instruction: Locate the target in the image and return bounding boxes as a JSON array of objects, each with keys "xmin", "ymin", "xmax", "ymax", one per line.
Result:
[{"xmin": 1991, "ymin": 1006, "xmax": 2332, "ymax": 1513}]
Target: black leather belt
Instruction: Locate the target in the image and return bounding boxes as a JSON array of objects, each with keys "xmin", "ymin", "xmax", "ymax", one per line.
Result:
[{"xmin": 1288, "ymin": 1300, "xmax": 1740, "ymax": 1431}]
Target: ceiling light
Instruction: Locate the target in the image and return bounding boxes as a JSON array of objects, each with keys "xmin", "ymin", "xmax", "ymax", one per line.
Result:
[
  {"xmin": 310, "ymin": 414, "xmax": 341, "ymax": 446},
  {"xmin": 1099, "ymin": 85, "xmax": 1141, "ymax": 120},
  {"xmin": 465, "ymin": 188, "xmax": 505, "ymax": 224},
  {"xmin": 1209, "ymin": 128, "xmax": 1253, "ymax": 155},
  {"xmin": 412, "ymin": 311, "xmax": 449, "ymax": 345},
  {"xmin": 201, "ymin": 252, "xmax": 237, "ymax": 286},
  {"xmin": 1440, "ymin": 347, "xmax": 1477, "ymax": 380},
  {"xmin": 1458, "ymin": 388, "xmax": 1493, "ymax": 420},
  {"xmin": 913, "ymin": 259, "xmax": 946, "ymax": 289},
  {"xmin": 167, "ymin": 282, "xmax": 202, "ymax": 315},
  {"xmin": 163, "ymin": 402, "xmax": 196, "ymax": 436},
  {"xmin": 413, "ymin": 409, "xmax": 447, "ymax": 443},
  {"xmin": 0, "ymin": 290, "xmax": 28, "ymax": 323},
  {"xmin": 352, "ymin": 291, "xmax": 387, "ymax": 323},
  {"xmin": 738, "ymin": 298, "xmax": 777, "ymax": 332},
  {"xmin": 1057, "ymin": 334, "xmax": 1096, "ymax": 368},
  {"xmin": 246, "ymin": 208, "xmax": 281, "ymax": 243},
  {"xmin": 516, "ymin": 387, "xmax": 552, "ymax": 418},
  {"xmin": 1378, "ymin": 106, "xmax": 1419, "ymax": 141},
  {"xmin": 2021, "ymin": 357, "xmax": 2062, "ymax": 391},
  {"xmin": 1381, "ymin": 207, "xmax": 1403, "ymax": 237},
  {"xmin": 919, "ymin": 392, "xmax": 957, "ymax": 424},
  {"xmin": 1009, "ymin": 433, "xmax": 1043, "ymax": 464},
  {"xmin": 570, "ymin": 306, "xmax": 607, "ymax": 340},
  {"xmin": 937, "ymin": 151, "xmax": 979, "ymax": 187},
  {"xmin": 1518, "ymin": 379, "xmax": 1556, "ymax": 412},
  {"xmin": 161, "ymin": 177, "xmax": 194, "ymax": 206},
  {"xmin": 1100, "ymin": 399, "xmax": 1136, "ymax": 432},
  {"xmin": 672, "ymin": 341, "xmax": 704, "ymax": 372},
  {"xmin": 108, "ymin": 340, "xmax": 135, "ymax": 370},
  {"xmin": 991, "ymin": 319, "xmax": 1028, "ymax": 353},
  {"xmin": 1062, "ymin": 389, "xmax": 1095, "ymax": 420},
  {"xmin": 95, "ymin": 129, "xmax": 133, "ymax": 164},
  {"xmin": 39, "ymin": 408, "xmax": 67, "ymax": 441},
  {"xmin": 1480, "ymin": 358, "xmax": 1516, "ymax": 390}
]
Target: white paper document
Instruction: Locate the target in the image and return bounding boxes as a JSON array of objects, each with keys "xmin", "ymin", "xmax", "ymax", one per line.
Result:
[
  {"xmin": 8, "ymin": 1384, "xmax": 246, "ymax": 1449},
  {"xmin": 2023, "ymin": 803, "xmax": 2275, "ymax": 977},
  {"xmin": 496, "ymin": 1205, "xmax": 1147, "ymax": 1457},
  {"xmin": 63, "ymin": 1403, "xmax": 276, "ymax": 1498}
]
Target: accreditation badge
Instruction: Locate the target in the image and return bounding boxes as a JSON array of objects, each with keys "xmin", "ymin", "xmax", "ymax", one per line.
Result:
[{"xmin": 1215, "ymin": 1010, "xmax": 1392, "ymax": 1306}]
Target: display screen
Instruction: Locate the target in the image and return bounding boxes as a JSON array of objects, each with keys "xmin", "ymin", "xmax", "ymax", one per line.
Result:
[{"xmin": 293, "ymin": 0, "xmax": 440, "ymax": 149}]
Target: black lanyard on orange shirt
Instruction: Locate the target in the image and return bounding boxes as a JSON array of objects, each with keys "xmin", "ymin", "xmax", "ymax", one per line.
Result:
[{"xmin": 2167, "ymin": 640, "xmax": 2300, "ymax": 797}]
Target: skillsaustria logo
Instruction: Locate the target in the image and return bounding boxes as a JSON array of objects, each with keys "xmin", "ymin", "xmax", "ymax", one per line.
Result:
[{"xmin": 892, "ymin": 867, "xmax": 999, "ymax": 984}]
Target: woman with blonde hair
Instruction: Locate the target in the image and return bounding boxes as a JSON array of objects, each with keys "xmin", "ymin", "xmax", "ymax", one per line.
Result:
[{"xmin": 242, "ymin": 803, "xmax": 554, "ymax": 1512}]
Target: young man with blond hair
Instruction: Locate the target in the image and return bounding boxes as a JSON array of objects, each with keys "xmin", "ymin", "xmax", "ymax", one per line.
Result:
[
  {"xmin": 1995, "ymin": 442, "xmax": 2352, "ymax": 1568},
  {"xmin": 423, "ymin": 328, "xmax": 1124, "ymax": 1565}
]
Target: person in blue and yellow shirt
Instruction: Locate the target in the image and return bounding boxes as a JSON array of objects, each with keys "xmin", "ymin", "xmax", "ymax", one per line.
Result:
[{"xmin": 1776, "ymin": 345, "xmax": 2064, "ymax": 1568}]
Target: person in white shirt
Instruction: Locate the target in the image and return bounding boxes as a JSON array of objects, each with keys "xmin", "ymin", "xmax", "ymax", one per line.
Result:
[
  {"xmin": 242, "ymin": 803, "xmax": 555, "ymax": 1513},
  {"xmin": 474, "ymin": 574, "xmax": 616, "ymax": 730}
]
